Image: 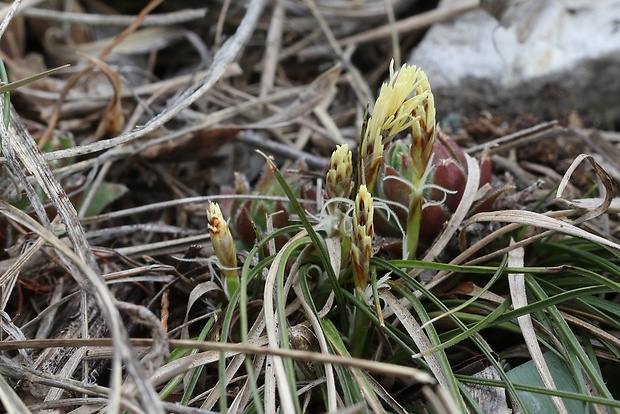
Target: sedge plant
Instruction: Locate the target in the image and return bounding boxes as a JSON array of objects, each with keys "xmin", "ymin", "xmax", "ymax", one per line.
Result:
[
  {"xmin": 216, "ymin": 61, "xmax": 495, "ymax": 406},
  {"xmin": 195, "ymin": 59, "xmax": 620, "ymax": 413}
]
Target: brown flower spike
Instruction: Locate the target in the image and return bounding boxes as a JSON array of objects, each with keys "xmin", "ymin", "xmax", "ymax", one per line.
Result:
[{"xmin": 351, "ymin": 185, "xmax": 374, "ymax": 298}]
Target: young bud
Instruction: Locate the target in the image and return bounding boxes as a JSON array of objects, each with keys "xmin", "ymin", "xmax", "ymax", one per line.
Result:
[
  {"xmin": 206, "ymin": 202, "xmax": 239, "ymax": 297},
  {"xmin": 326, "ymin": 144, "xmax": 353, "ymax": 203}
]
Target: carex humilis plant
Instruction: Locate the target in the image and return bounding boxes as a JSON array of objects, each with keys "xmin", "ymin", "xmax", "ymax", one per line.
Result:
[{"xmin": 198, "ymin": 59, "xmax": 620, "ymax": 414}]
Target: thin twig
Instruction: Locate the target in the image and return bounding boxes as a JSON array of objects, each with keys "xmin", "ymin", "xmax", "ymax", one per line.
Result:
[
  {"xmin": 259, "ymin": 0, "xmax": 285, "ymax": 98},
  {"xmin": 39, "ymin": 0, "xmax": 166, "ymax": 148},
  {"xmin": 34, "ymin": 0, "xmax": 267, "ymax": 164},
  {"xmin": 82, "ymin": 194, "xmax": 314, "ymax": 224},
  {"xmin": 465, "ymin": 120, "xmax": 559, "ymax": 154},
  {"xmin": 237, "ymin": 130, "xmax": 329, "ymax": 169},
  {"xmin": 0, "ymin": 338, "xmax": 437, "ymax": 384},
  {"xmin": 303, "ymin": 0, "xmax": 373, "ymax": 107},
  {"xmin": 0, "ymin": 0, "xmax": 20, "ymax": 39},
  {"xmin": 337, "ymin": 0, "xmax": 479, "ymax": 46},
  {"xmin": 15, "ymin": 7, "xmax": 207, "ymax": 25},
  {"xmin": 0, "ymin": 0, "xmax": 40, "ymax": 20},
  {"xmin": 383, "ymin": 0, "xmax": 400, "ymax": 67}
]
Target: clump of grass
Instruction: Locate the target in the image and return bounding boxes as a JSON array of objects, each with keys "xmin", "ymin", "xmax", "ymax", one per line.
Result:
[{"xmin": 186, "ymin": 60, "xmax": 620, "ymax": 413}]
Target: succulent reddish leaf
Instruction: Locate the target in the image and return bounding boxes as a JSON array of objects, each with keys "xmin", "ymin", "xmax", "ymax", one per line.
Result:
[
  {"xmin": 269, "ymin": 203, "xmax": 291, "ymax": 250},
  {"xmin": 434, "ymin": 133, "xmax": 467, "ymax": 166},
  {"xmin": 272, "ymin": 202, "xmax": 290, "ymax": 228},
  {"xmin": 430, "ymin": 158, "xmax": 467, "ymax": 212},
  {"xmin": 234, "ymin": 202, "xmax": 257, "ymax": 248},
  {"xmin": 382, "ymin": 165, "xmax": 412, "ymax": 212},
  {"xmin": 420, "ymin": 203, "xmax": 449, "ymax": 244}
]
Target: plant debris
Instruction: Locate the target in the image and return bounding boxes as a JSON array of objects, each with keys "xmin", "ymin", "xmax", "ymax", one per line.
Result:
[{"xmin": 0, "ymin": 1, "xmax": 618, "ymax": 413}]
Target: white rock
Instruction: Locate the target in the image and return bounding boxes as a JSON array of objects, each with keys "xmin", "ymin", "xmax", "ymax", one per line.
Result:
[{"xmin": 409, "ymin": 0, "xmax": 620, "ymax": 126}]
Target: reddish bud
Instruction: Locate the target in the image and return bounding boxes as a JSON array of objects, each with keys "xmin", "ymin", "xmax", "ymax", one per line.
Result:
[
  {"xmin": 430, "ymin": 158, "xmax": 467, "ymax": 212},
  {"xmin": 420, "ymin": 204, "xmax": 449, "ymax": 243}
]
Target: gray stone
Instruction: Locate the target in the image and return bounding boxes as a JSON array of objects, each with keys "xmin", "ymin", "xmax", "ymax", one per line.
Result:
[{"xmin": 408, "ymin": 0, "xmax": 620, "ymax": 127}]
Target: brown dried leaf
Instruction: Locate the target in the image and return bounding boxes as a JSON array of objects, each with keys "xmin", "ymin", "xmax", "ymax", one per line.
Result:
[
  {"xmin": 78, "ymin": 52, "xmax": 125, "ymax": 140},
  {"xmin": 139, "ymin": 128, "xmax": 239, "ymax": 160}
]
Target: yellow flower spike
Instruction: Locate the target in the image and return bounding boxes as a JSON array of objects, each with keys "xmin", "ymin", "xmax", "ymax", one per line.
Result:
[
  {"xmin": 326, "ymin": 145, "xmax": 354, "ymax": 236},
  {"xmin": 206, "ymin": 202, "xmax": 239, "ymax": 298},
  {"xmin": 360, "ymin": 60, "xmax": 430, "ymax": 192},
  {"xmin": 351, "ymin": 185, "xmax": 374, "ymax": 298},
  {"xmin": 326, "ymin": 144, "xmax": 353, "ymax": 204}
]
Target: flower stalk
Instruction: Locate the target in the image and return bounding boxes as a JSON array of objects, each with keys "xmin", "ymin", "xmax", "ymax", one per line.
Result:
[
  {"xmin": 406, "ymin": 73, "xmax": 436, "ymax": 259},
  {"xmin": 207, "ymin": 202, "xmax": 239, "ymax": 298},
  {"xmin": 350, "ymin": 184, "xmax": 374, "ymax": 358}
]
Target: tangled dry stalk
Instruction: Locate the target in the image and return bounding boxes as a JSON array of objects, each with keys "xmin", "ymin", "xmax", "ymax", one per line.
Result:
[{"xmin": 0, "ymin": 1, "xmax": 618, "ymax": 413}]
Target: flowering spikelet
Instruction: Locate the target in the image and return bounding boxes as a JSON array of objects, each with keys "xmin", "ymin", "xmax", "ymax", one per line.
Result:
[
  {"xmin": 409, "ymin": 74, "xmax": 436, "ymax": 188},
  {"xmin": 351, "ymin": 185, "xmax": 374, "ymax": 298},
  {"xmin": 359, "ymin": 60, "xmax": 429, "ymax": 192},
  {"xmin": 206, "ymin": 202, "xmax": 239, "ymax": 297},
  {"xmin": 326, "ymin": 144, "xmax": 353, "ymax": 213}
]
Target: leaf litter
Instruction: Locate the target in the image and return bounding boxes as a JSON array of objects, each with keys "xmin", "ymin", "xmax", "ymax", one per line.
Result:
[{"xmin": 0, "ymin": 1, "xmax": 617, "ymax": 413}]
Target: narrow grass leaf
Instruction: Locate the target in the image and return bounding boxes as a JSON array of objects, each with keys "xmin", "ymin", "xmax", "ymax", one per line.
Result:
[
  {"xmin": 0, "ymin": 56, "xmax": 9, "ymax": 128},
  {"xmin": 218, "ymin": 289, "xmax": 242, "ymax": 413},
  {"xmin": 386, "ymin": 286, "xmax": 465, "ymax": 411},
  {"xmin": 421, "ymin": 255, "xmax": 507, "ymax": 329},
  {"xmin": 158, "ymin": 316, "xmax": 216, "ymax": 402},
  {"xmin": 0, "ymin": 65, "xmax": 70, "ymax": 95},
  {"xmin": 381, "ymin": 290, "xmax": 446, "ymax": 385},
  {"xmin": 459, "ymin": 372, "xmax": 620, "ymax": 408},
  {"xmin": 507, "ymin": 242, "xmax": 568, "ymax": 414},
  {"xmin": 526, "ymin": 277, "xmax": 619, "ymax": 413},
  {"xmin": 322, "ymin": 319, "xmax": 386, "ymax": 413},
  {"xmin": 180, "ymin": 318, "xmax": 216, "ymax": 405},
  {"xmin": 374, "ymin": 257, "xmax": 526, "ymax": 410},
  {"xmin": 262, "ymin": 153, "xmax": 346, "ymax": 324},
  {"xmin": 296, "ymin": 263, "xmax": 338, "ymax": 412},
  {"xmin": 238, "ymin": 225, "xmax": 301, "ymax": 414},
  {"xmin": 464, "ymin": 210, "xmax": 620, "ymax": 251},
  {"xmin": 263, "ymin": 232, "xmax": 310, "ymax": 413}
]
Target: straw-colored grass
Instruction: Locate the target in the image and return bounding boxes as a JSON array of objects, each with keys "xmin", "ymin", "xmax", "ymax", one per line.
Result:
[{"xmin": 0, "ymin": 1, "xmax": 617, "ymax": 413}]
